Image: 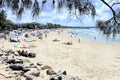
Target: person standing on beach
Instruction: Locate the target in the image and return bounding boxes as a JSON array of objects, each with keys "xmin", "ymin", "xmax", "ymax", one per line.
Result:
[
  {"xmin": 78, "ymin": 38, "xmax": 80, "ymax": 43},
  {"xmin": 70, "ymin": 35, "xmax": 73, "ymax": 38},
  {"xmin": 45, "ymin": 33, "xmax": 47, "ymax": 38},
  {"xmin": 94, "ymin": 36, "xmax": 96, "ymax": 40}
]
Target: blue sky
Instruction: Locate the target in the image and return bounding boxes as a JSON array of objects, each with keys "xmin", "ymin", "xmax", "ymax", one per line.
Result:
[{"xmin": 6, "ymin": 0, "xmax": 113, "ymax": 27}]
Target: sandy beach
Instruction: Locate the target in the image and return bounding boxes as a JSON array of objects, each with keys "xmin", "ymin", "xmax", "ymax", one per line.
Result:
[{"xmin": 0, "ymin": 29, "xmax": 120, "ymax": 80}]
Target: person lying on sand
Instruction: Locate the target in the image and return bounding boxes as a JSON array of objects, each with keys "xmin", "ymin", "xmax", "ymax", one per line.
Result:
[{"xmin": 62, "ymin": 41, "xmax": 73, "ymax": 45}]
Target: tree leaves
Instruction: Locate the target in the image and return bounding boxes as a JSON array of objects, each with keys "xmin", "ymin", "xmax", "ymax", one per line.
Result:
[
  {"xmin": 17, "ymin": 7, "xmax": 24, "ymax": 19},
  {"xmin": 0, "ymin": 0, "xmax": 4, "ymax": 7},
  {"xmin": 0, "ymin": 0, "xmax": 97, "ymax": 19},
  {"xmin": 32, "ymin": 0, "xmax": 40, "ymax": 18},
  {"xmin": 21, "ymin": 0, "xmax": 32, "ymax": 9},
  {"xmin": 96, "ymin": 0, "xmax": 120, "ymax": 37}
]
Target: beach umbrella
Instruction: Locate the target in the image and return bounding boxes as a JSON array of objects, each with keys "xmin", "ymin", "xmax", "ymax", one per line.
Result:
[
  {"xmin": 14, "ymin": 43, "xmax": 20, "ymax": 47},
  {"xmin": 14, "ymin": 43, "xmax": 30, "ymax": 48},
  {"xmin": 18, "ymin": 44, "xmax": 24, "ymax": 48},
  {"xmin": 23, "ymin": 44, "xmax": 30, "ymax": 48}
]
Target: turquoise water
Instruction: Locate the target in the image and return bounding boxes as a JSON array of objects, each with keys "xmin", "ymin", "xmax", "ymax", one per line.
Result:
[{"xmin": 68, "ymin": 28, "xmax": 120, "ymax": 44}]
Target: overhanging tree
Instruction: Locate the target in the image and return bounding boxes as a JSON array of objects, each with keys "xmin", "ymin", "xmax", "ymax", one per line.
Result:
[
  {"xmin": 0, "ymin": 0, "xmax": 96, "ymax": 19},
  {"xmin": 0, "ymin": 9, "xmax": 7, "ymax": 30},
  {"xmin": 97, "ymin": 0, "xmax": 120, "ymax": 37},
  {"xmin": 0, "ymin": 0, "xmax": 120, "ymax": 36}
]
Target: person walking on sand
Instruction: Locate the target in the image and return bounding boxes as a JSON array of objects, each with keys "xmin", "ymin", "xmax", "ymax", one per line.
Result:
[{"xmin": 78, "ymin": 38, "xmax": 80, "ymax": 43}]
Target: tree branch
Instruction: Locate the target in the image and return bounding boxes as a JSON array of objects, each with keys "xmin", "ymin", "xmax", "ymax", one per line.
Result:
[
  {"xmin": 111, "ymin": 2, "xmax": 120, "ymax": 7},
  {"xmin": 108, "ymin": 0, "xmax": 114, "ymax": 3},
  {"xmin": 101, "ymin": 0, "xmax": 117, "ymax": 23}
]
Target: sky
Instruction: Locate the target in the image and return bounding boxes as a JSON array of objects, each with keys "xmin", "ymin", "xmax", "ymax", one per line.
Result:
[{"xmin": 6, "ymin": 0, "xmax": 114, "ymax": 27}]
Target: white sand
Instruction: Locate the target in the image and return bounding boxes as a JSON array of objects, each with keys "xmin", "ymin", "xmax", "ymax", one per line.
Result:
[{"xmin": 0, "ymin": 29, "xmax": 120, "ymax": 80}]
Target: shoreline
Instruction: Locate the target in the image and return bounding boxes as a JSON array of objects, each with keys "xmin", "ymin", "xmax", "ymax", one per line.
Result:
[{"xmin": 67, "ymin": 28, "xmax": 120, "ymax": 45}]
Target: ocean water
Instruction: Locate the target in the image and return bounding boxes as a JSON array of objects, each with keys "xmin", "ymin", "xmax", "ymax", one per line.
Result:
[{"xmin": 68, "ymin": 28, "xmax": 120, "ymax": 44}]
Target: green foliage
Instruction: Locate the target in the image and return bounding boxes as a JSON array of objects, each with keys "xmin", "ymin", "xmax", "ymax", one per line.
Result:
[
  {"xmin": 44, "ymin": 23, "xmax": 61, "ymax": 29},
  {"xmin": 0, "ymin": 10, "xmax": 18, "ymax": 31},
  {"xmin": 96, "ymin": 19, "xmax": 120, "ymax": 37},
  {"xmin": 0, "ymin": 16, "xmax": 62, "ymax": 31},
  {"xmin": 18, "ymin": 22, "xmax": 62, "ymax": 29}
]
